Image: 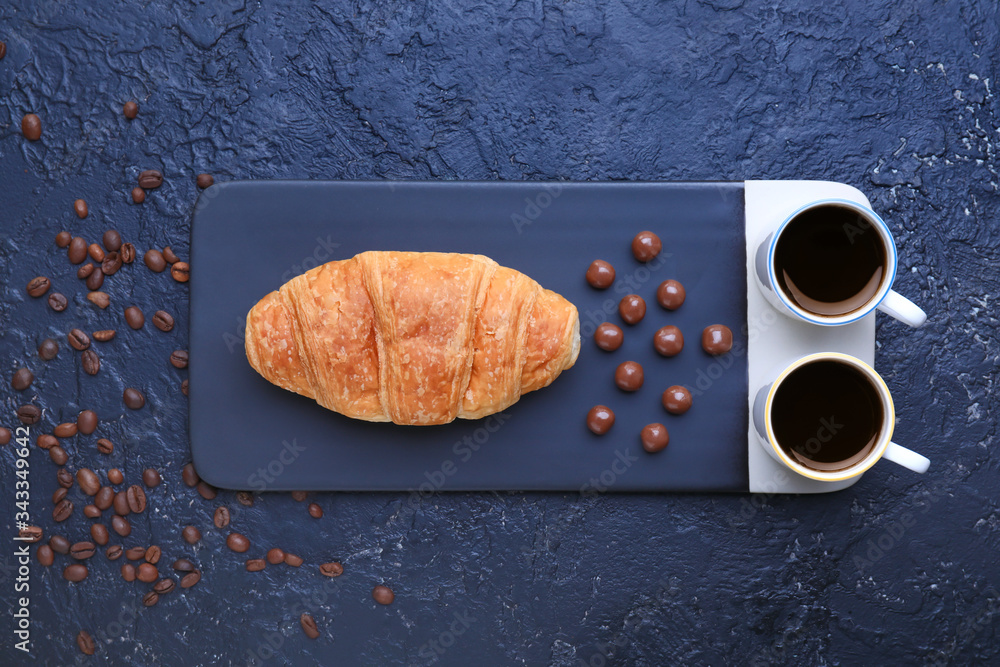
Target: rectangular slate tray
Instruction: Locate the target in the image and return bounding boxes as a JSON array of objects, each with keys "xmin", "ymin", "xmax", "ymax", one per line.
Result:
[{"xmin": 189, "ymin": 181, "xmax": 748, "ymax": 492}]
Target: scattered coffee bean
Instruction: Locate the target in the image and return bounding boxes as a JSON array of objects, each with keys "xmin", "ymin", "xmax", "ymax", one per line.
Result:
[
  {"xmin": 196, "ymin": 173, "xmax": 214, "ymax": 189},
  {"xmin": 76, "ymin": 630, "xmax": 96, "ymax": 656},
  {"xmin": 77, "ymin": 469, "xmax": 101, "ymax": 495},
  {"xmin": 22, "ymin": 113, "xmax": 42, "ymax": 141},
  {"xmin": 121, "ymin": 243, "xmax": 136, "ymax": 263},
  {"xmin": 300, "ymin": 613, "xmax": 320, "ymax": 640},
  {"xmin": 153, "ymin": 310, "xmax": 174, "ymax": 332},
  {"xmin": 53, "ymin": 499, "xmax": 74, "ymax": 522},
  {"xmin": 172, "ymin": 558, "xmax": 195, "ymax": 572},
  {"xmin": 619, "ymin": 294, "xmax": 646, "ymax": 325},
  {"xmin": 662, "ymin": 385, "xmax": 693, "ymax": 415},
  {"xmin": 121, "ymin": 563, "xmax": 136, "ymax": 581},
  {"xmin": 181, "ymin": 463, "xmax": 200, "ymax": 487},
  {"xmin": 57, "ymin": 468, "xmax": 74, "ymax": 488},
  {"xmin": 162, "ymin": 246, "xmax": 179, "ymax": 264},
  {"xmin": 11, "ymin": 368, "xmax": 34, "ymax": 391},
  {"xmin": 53, "ymin": 487, "xmax": 68, "ymax": 504},
  {"xmin": 123, "ymin": 100, "xmax": 138, "ymax": 119},
  {"xmin": 48, "ymin": 292, "xmax": 68, "ymax": 312},
  {"xmin": 657, "ymin": 279, "xmax": 686, "ymax": 310},
  {"xmin": 283, "ymin": 552, "xmax": 303, "ymax": 567},
  {"xmin": 142, "ymin": 591, "xmax": 159, "ymax": 607},
  {"xmin": 641, "ymin": 423, "xmax": 670, "ymax": 453},
  {"xmin": 56, "ymin": 231, "xmax": 72, "ymax": 247},
  {"xmin": 614, "ymin": 361, "xmax": 644, "ymax": 392},
  {"xmin": 78, "ymin": 263, "xmax": 95, "ymax": 279},
  {"xmin": 181, "ymin": 379, "xmax": 189, "ymax": 396},
  {"xmin": 123, "ymin": 387, "xmax": 145, "ymax": 410},
  {"xmin": 196, "ymin": 481, "xmax": 216, "ymax": 500},
  {"xmin": 93, "ymin": 329, "xmax": 116, "ymax": 342},
  {"xmin": 95, "ymin": 486, "xmax": 114, "ymax": 510},
  {"xmin": 63, "ymin": 564, "xmax": 89, "ymax": 582},
  {"xmin": 107, "ymin": 468, "xmax": 124, "ymax": 484},
  {"xmin": 127, "ymin": 485, "xmax": 147, "ymax": 513},
  {"xmin": 138, "ymin": 169, "xmax": 163, "ymax": 189},
  {"xmin": 171, "ymin": 262, "xmax": 190, "ymax": 283},
  {"xmin": 586, "ymin": 405, "xmax": 616, "ymax": 435},
  {"xmin": 78, "ymin": 409, "xmax": 98, "ymax": 434},
  {"xmin": 87, "ymin": 291, "xmax": 110, "ymax": 309},
  {"xmin": 19, "ymin": 525, "xmax": 43, "ymax": 543},
  {"xmin": 125, "ymin": 547, "xmax": 146, "ymax": 560},
  {"xmin": 81, "ymin": 349, "xmax": 100, "ymax": 375},
  {"xmin": 113, "ymin": 491, "xmax": 130, "ymax": 516},
  {"xmin": 266, "ymin": 548, "xmax": 285, "ymax": 565},
  {"xmin": 213, "ymin": 506, "xmax": 230, "ymax": 528},
  {"xmin": 144, "ymin": 249, "xmax": 167, "ymax": 272},
  {"xmin": 131, "ymin": 187, "xmax": 146, "ymax": 204},
  {"xmin": 702, "ymin": 324, "xmax": 733, "ymax": 355},
  {"xmin": 85, "ymin": 268, "xmax": 104, "ymax": 290},
  {"xmin": 0, "ymin": 427, "xmax": 10, "ymax": 446},
  {"xmin": 112, "ymin": 515, "xmax": 131, "ymax": 537},
  {"xmin": 142, "ymin": 468, "xmax": 161, "ymax": 487},
  {"xmin": 54, "ymin": 422, "xmax": 77, "ymax": 438},
  {"xmin": 182, "ymin": 526, "xmax": 201, "ymax": 544},
  {"xmin": 319, "ymin": 562, "xmax": 344, "ymax": 578},
  {"xmin": 154, "ymin": 578, "xmax": 175, "ymax": 595},
  {"xmin": 170, "ymin": 350, "xmax": 189, "ymax": 368},
  {"xmin": 49, "ymin": 445, "xmax": 68, "ymax": 465},
  {"xmin": 124, "ymin": 306, "xmax": 145, "ymax": 329},
  {"xmin": 90, "ymin": 245, "xmax": 107, "ymax": 264},
  {"xmin": 144, "ymin": 545, "xmax": 161, "ymax": 564},
  {"xmin": 70, "ymin": 541, "xmax": 96, "ymax": 560},
  {"xmin": 103, "ymin": 230, "xmax": 122, "ymax": 251},
  {"xmin": 227, "ymin": 533, "xmax": 250, "ymax": 553},
  {"xmin": 0, "ymin": 42, "xmax": 6, "ymax": 60},
  {"xmin": 50, "ymin": 536, "xmax": 71, "ymax": 554},
  {"xmin": 632, "ymin": 231, "xmax": 662, "ymax": 262},
  {"xmin": 137, "ymin": 563, "xmax": 158, "ymax": 583},
  {"xmin": 74, "ymin": 199, "xmax": 89, "ymax": 219},
  {"xmin": 68, "ymin": 237, "xmax": 88, "ymax": 264},
  {"xmin": 39, "ymin": 338, "xmax": 59, "ymax": 360},
  {"xmin": 291, "ymin": 490, "xmax": 307, "ymax": 502},
  {"xmin": 90, "ymin": 524, "xmax": 109, "ymax": 545},
  {"xmin": 372, "ymin": 585, "xmax": 395, "ymax": 605},
  {"xmin": 37, "ymin": 544, "xmax": 55, "ymax": 567},
  {"xmin": 102, "ymin": 251, "xmax": 122, "ymax": 275},
  {"xmin": 236, "ymin": 491, "xmax": 254, "ymax": 506},
  {"xmin": 106, "ymin": 545, "xmax": 123, "ymax": 560},
  {"xmin": 68, "ymin": 328, "xmax": 91, "ymax": 351},
  {"xmin": 83, "ymin": 504, "xmax": 102, "ymax": 518},
  {"xmin": 26, "ymin": 276, "xmax": 51, "ymax": 297},
  {"xmin": 308, "ymin": 503, "xmax": 323, "ymax": 519},
  {"xmin": 18, "ymin": 404, "xmax": 42, "ymax": 425},
  {"xmin": 246, "ymin": 559, "xmax": 266, "ymax": 572},
  {"xmin": 180, "ymin": 571, "xmax": 201, "ymax": 588}
]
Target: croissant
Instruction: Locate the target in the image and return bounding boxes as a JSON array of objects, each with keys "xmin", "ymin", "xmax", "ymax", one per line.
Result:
[{"xmin": 245, "ymin": 251, "xmax": 580, "ymax": 425}]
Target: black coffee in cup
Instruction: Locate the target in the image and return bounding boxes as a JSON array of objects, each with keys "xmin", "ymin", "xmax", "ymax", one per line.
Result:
[
  {"xmin": 771, "ymin": 360, "xmax": 883, "ymax": 471},
  {"xmin": 774, "ymin": 204, "xmax": 887, "ymax": 316}
]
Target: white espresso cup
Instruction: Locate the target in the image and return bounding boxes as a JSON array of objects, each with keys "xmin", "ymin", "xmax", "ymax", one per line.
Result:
[
  {"xmin": 752, "ymin": 352, "xmax": 930, "ymax": 482},
  {"xmin": 754, "ymin": 199, "xmax": 926, "ymax": 327}
]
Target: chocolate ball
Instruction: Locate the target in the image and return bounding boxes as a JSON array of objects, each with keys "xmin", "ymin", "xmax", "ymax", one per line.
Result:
[
  {"xmin": 702, "ymin": 324, "xmax": 733, "ymax": 355},
  {"xmin": 586, "ymin": 260, "xmax": 615, "ymax": 289},
  {"xmin": 614, "ymin": 361, "xmax": 644, "ymax": 392},
  {"xmin": 619, "ymin": 295, "xmax": 646, "ymax": 325},
  {"xmin": 632, "ymin": 231, "xmax": 662, "ymax": 262},
  {"xmin": 586, "ymin": 405, "xmax": 615, "ymax": 435},
  {"xmin": 656, "ymin": 280, "xmax": 685, "ymax": 310},
  {"xmin": 594, "ymin": 323, "xmax": 624, "ymax": 352},
  {"xmin": 640, "ymin": 423, "xmax": 669, "ymax": 453},
  {"xmin": 653, "ymin": 326, "xmax": 684, "ymax": 357},
  {"xmin": 662, "ymin": 385, "xmax": 693, "ymax": 415}
]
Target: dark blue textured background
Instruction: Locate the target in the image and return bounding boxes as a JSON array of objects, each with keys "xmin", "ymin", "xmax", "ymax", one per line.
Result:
[{"xmin": 1, "ymin": 1, "xmax": 998, "ymax": 665}]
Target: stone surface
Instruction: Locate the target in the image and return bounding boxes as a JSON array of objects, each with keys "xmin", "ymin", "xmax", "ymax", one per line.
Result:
[{"xmin": 0, "ymin": 1, "xmax": 998, "ymax": 665}]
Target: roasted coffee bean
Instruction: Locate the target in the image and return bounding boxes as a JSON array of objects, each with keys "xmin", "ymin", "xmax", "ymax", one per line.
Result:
[
  {"xmin": 26, "ymin": 276, "xmax": 51, "ymax": 297},
  {"xmin": 138, "ymin": 169, "xmax": 163, "ymax": 189},
  {"xmin": 172, "ymin": 558, "xmax": 195, "ymax": 572},
  {"xmin": 181, "ymin": 379, "xmax": 189, "ymax": 396},
  {"xmin": 57, "ymin": 467, "xmax": 74, "ymax": 488},
  {"xmin": 108, "ymin": 468, "xmax": 124, "ymax": 484},
  {"xmin": 39, "ymin": 338, "xmax": 59, "ymax": 360},
  {"xmin": 112, "ymin": 515, "xmax": 131, "ymax": 537},
  {"xmin": 123, "ymin": 387, "xmax": 145, "ymax": 410},
  {"xmin": 170, "ymin": 350, "xmax": 189, "ymax": 368},
  {"xmin": 283, "ymin": 552, "xmax": 303, "ymax": 567},
  {"xmin": 81, "ymin": 349, "xmax": 100, "ymax": 375},
  {"xmin": 97, "ymin": 438, "xmax": 114, "ymax": 454},
  {"xmin": 236, "ymin": 491, "xmax": 254, "ymax": 506},
  {"xmin": 226, "ymin": 533, "xmax": 250, "ymax": 553},
  {"xmin": 63, "ymin": 564, "xmax": 88, "ymax": 582},
  {"xmin": 121, "ymin": 242, "xmax": 136, "ymax": 263},
  {"xmin": 68, "ymin": 328, "xmax": 91, "ymax": 351},
  {"xmin": 87, "ymin": 291, "xmax": 110, "ymax": 309},
  {"xmin": 180, "ymin": 571, "xmax": 201, "ymax": 588},
  {"xmin": 131, "ymin": 187, "xmax": 145, "ymax": 204},
  {"xmin": 171, "ymin": 261, "xmax": 190, "ymax": 283},
  {"xmin": 0, "ymin": 41, "xmax": 6, "ymax": 60},
  {"xmin": 121, "ymin": 563, "xmax": 136, "ymax": 581},
  {"xmin": 53, "ymin": 499, "xmax": 74, "ymax": 522},
  {"xmin": 106, "ymin": 545, "xmax": 123, "ymax": 560},
  {"xmin": 181, "ymin": 463, "xmax": 200, "ymax": 487},
  {"xmin": 162, "ymin": 246, "xmax": 179, "ymax": 264},
  {"xmin": 90, "ymin": 523, "xmax": 109, "ymax": 545},
  {"xmin": 95, "ymin": 486, "xmax": 114, "ymax": 510},
  {"xmin": 76, "ymin": 630, "xmax": 96, "ymax": 656},
  {"xmin": 300, "ymin": 613, "xmax": 320, "ymax": 640},
  {"xmin": 50, "ymin": 535, "xmax": 71, "ymax": 554},
  {"xmin": 18, "ymin": 404, "xmax": 41, "ymax": 425},
  {"xmin": 142, "ymin": 468, "xmax": 161, "ymax": 487},
  {"xmin": 93, "ymin": 329, "xmax": 116, "ymax": 342},
  {"xmin": 53, "ymin": 487, "xmax": 68, "ymax": 504},
  {"xmin": 69, "ymin": 237, "xmax": 88, "ymax": 264},
  {"xmin": 213, "ymin": 506, "xmax": 230, "ymax": 528},
  {"xmin": 137, "ymin": 563, "xmax": 158, "ymax": 582},
  {"xmin": 125, "ymin": 546, "xmax": 146, "ymax": 560},
  {"xmin": 291, "ymin": 491, "xmax": 307, "ymax": 502},
  {"xmin": 319, "ymin": 562, "xmax": 344, "ymax": 578},
  {"xmin": 246, "ymin": 559, "xmax": 266, "ymax": 572},
  {"xmin": 54, "ymin": 422, "xmax": 78, "ymax": 438},
  {"xmin": 127, "ymin": 485, "xmax": 147, "ymax": 513},
  {"xmin": 83, "ymin": 504, "xmax": 102, "ymax": 518},
  {"xmin": 70, "ymin": 541, "xmax": 96, "ymax": 560},
  {"xmin": 78, "ymin": 263, "xmax": 95, "ymax": 279},
  {"xmin": 182, "ymin": 526, "xmax": 201, "ymax": 544},
  {"xmin": 145, "ymin": 546, "xmax": 161, "ymax": 564},
  {"xmin": 372, "ymin": 585, "xmax": 395, "ymax": 605},
  {"xmin": 103, "ymin": 230, "xmax": 122, "ymax": 251},
  {"xmin": 266, "ymin": 548, "xmax": 285, "ymax": 565},
  {"xmin": 88, "ymin": 243, "xmax": 105, "ymax": 262},
  {"xmin": 102, "ymin": 251, "xmax": 122, "ymax": 275},
  {"xmin": 0, "ymin": 427, "xmax": 10, "ymax": 446},
  {"xmin": 56, "ymin": 231, "xmax": 72, "ymax": 247},
  {"xmin": 153, "ymin": 310, "xmax": 174, "ymax": 332},
  {"xmin": 142, "ymin": 591, "xmax": 159, "ymax": 607},
  {"xmin": 49, "ymin": 446, "xmax": 68, "ymax": 465},
  {"xmin": 74, "ymin": 199, "xmax": 89, "ymax": 219},
  {"xmin": 154, "ymin": 577, "xmax": 175, "ymax": 594},
  {"xmin": 19, "ymin": 525, "xmax": 43, "ymax": 543},
  {"xmin": 124, "ymin": 306, "xmax": 145, "ymax": 329},
  {"xmin": 48, "ymin": 292, "xmax": 68, "ymax": 312},
  {"xmin": 37, "ymin": 544, "xmax": 55, "ymax": 567},
  {"xmin": 22, "ymin": 113, "xmax": 42, "ymax": 140},
  {"xmin": 11, "ymin": 368, "xmax": 34, "ymax": 391},
  {"xmin": 78, "ymin": 409, "xmax": 98, "ymax": 434},
  {"xmin": 196, "ymin": 173, "xmax": 214, "ymax": 189},
  {"xmin": 196, "ymin": 481, "xmax": 216, "ymax": 500},
  {"xmin": 123, "ymin": 100, "xmax": 138, "ymax": 119},
  {"xmin": 113, "ymin": 491, "xmax": 131, "ymax": 516},
  {"xmin": 308, "ymin": 503, "xmax": 323, "ymax": 519},
  {"xmin": 144, "ymin": 249, "xmax": 167, "ymax": 272},
  {"xmin": 86, "ymin": 268, "xmax": 104, "ymax": 290}
]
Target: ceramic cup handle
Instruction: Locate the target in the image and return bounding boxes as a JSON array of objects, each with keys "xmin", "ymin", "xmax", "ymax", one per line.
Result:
[
  {"xmin": 877, "ymin": 290, "xmax": 927, "ymax": 328},
  {"xmin": 882, "ymin": 441, "xmax": 930, "ymax": 473}
]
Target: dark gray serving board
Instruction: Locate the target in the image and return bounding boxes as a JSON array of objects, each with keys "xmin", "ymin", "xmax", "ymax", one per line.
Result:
[{"xmin": 189, "ymin": 181, "xmax": 748, "ymax": 492}]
